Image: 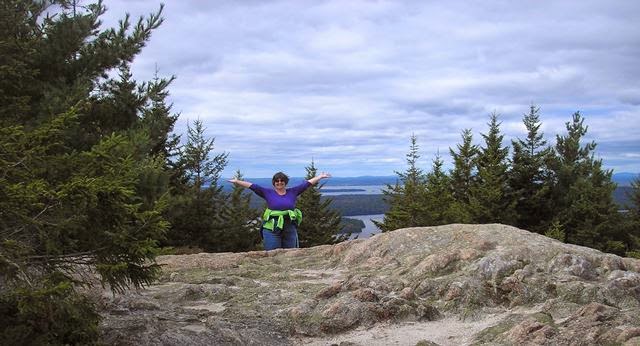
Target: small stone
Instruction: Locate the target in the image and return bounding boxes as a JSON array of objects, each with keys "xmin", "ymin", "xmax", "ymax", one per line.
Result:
[
  {"xmin": 352, "ymin": 288, "xmax": 378, "ymax": 302},
  {"xmin": 399, "ymin": 287, "xmax": 415, "ymax": 300},
  {"xmin": 316, "ymin": 282, "xmax": 343, "ymax": 299}
]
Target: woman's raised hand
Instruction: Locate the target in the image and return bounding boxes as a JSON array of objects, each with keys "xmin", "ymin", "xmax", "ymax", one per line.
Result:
[
  {"xmin": 228, "ymin": 178, "xmax": 252, "ymax": 188},
  {"xmin": 307, "ymin": 172, "xmax": 331, "ymax": 185},
  {"xmin": 319, "ymin": 172, "xmax": 332, "ymax": 179}
]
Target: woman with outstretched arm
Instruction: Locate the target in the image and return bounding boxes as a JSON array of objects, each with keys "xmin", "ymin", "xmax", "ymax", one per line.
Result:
[{"xmin": 228, "ymin": 171, "xmax": 331, "ymax": 250}]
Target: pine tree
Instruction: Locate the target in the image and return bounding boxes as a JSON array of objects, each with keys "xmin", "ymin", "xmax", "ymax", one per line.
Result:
[
  {"xmin": 165, "ymin": 119, "xmax": 228, "ymax": 251},
  {"xmin": 469, "ymin": 112, "xmax": 516, "ymax": 224},
  {"xmin": 375, "ymin": 134, "xmax": 428, "ymax": 232},
  {"xmin": 622, "ymin": 177, "xmax": 640, "ymax": 258},
  {"xmin": 548, "ymin": 112, "xmax": 620, "ymax": 251},
  {"xmin": 423, "ymin": 153, "xmax": 460, "ymax": 225},
  {"xmin": 0, "ymin": 0, "xmax": 39, "ymax": 124},
  {"xmin": 628, "ymin": 178, "xmax": 640, "ymax": 223},
  {"xmin": 141, "ymin": 70, "xmax": 180, "ymax": 159},
  {"xmin": 509, "ymin": 105, "xmax": 553, "ymax": 232},
  {"xmin": 219, "ymin": 170, "xmax": 261, "ymax": 252},
  {"xmin": 0, "ymin": 2, "xmax": 172, "ymax": 343},
  {"xmin": 87, "ymin": 65, "xmax": 144, "ymax": 143},
  {"xmin": 297, "ymin": 160, "xmax": 346, "ymax": 247},
  {"xmin": 449, "ymin": 129, "xmax": 478, "ymax": 222}
]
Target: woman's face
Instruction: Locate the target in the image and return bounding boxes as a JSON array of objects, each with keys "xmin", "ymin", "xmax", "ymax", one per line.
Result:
[{"xmin": 273, "ymin": 178, "xmax": 287, "ymax": 188}]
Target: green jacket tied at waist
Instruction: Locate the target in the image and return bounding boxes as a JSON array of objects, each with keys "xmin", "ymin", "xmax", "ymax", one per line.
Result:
[{"xmin": 262, "ymin": 208, "xmax": 302, "ymax": 231}]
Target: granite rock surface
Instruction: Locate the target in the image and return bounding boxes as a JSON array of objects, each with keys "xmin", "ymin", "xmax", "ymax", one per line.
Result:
[{"xmin": 97, "ymin": 224, "xmax": 640, "ymax": 345}]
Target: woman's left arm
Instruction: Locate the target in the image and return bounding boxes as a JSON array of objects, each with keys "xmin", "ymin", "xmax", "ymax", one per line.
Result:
[{"xmin": 307, "ymin": 172, "xmax": 331, "ymax": 185}]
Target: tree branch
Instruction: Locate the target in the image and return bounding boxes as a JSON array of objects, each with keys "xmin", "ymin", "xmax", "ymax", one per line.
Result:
[{"xmin": 0, "ymin": 252, "xmax": 33, "ymax": 288}]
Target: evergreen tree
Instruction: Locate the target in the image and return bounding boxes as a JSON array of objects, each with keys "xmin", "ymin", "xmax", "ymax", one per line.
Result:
[
  {"xmin": 628, "ymin": 178, "xmax": 640, "ymax": 223},
  {"xmin": 508, "ymin": 105, "xmax": 553, "ymax": 232},
  {"xmin": 622, "ymin": 177, "xmax": 640, "ymax": 258},
  {"xmin": 165, "ymin": 119, "xmax": 228, "ymax": 251},
  {"xmin": 547, "ymin": 112, "xmax": 620, "ymax": 251},
  {"xmin": 182, "ymin": 119, "xmax": 227, "ymax": 190},
  {"xmin": 0, "ymin": 1, "xmax": 172, "ymax": 343},
  {"xmin": 297, "ymin": 160, "xmax": 346, "ymax": 247},
  {"xmin": 468, "ymin": 113, "xmax": 516, "ymax": 224},
  {"xmin": 87, "ymin": 65, "xmax": 144, "ymax": 144},
  {"xmin": 90, "ymin": 65, "xmax": 178, "ymax": 211},
  {"xmin": 423, "ymin": 153, "xmax": 461, "ymax": 225},
  {"xmin": 448, "ymin": 129, "xmax": 478, "ymax": 222},
  {"xmin": 375, "ymin": 134, "xmax": 428, "ymax": 232},
  {"xmin": 219, "ymin": 170, "xmax": 261, "ymax": 252},
  {"xmin": 141, "ymin": 70, "xmax": 181, "ymax": 159}
]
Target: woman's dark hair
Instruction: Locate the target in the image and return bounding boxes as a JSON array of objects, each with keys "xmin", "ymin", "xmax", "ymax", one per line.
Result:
[{"xmin": 272, "ymin": 172, "xmax": 289, "ymax": 185}]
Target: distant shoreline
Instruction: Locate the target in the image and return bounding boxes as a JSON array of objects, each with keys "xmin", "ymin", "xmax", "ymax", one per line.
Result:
[{"xmin": 320, "ymin": 188, "xmax": 366, "ymax": 193}]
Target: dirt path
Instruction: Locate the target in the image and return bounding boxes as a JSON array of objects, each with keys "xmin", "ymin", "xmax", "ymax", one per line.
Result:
[{"xmin": 296, "ymin": 312, "xmax": 509, "ymax": 346}]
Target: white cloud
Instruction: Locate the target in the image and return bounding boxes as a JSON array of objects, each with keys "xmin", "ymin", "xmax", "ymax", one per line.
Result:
[{"xmin": 99, "ymin": 0, "xmax": 640, "ymax": 177}]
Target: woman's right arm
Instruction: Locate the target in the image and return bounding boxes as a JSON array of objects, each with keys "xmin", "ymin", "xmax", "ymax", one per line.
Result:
[
  {"xmin": 228, "ymin": 178, "xmax": 252, "ymax": 188},
  {"xmin": 230, "ymin": 179, "xmax": 267, "ymax": 199}
]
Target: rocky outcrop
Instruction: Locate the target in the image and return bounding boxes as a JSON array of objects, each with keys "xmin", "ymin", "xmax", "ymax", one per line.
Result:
[{"xmin": 97, "ymin": 224, "xmax": 640, "ymax": 345}]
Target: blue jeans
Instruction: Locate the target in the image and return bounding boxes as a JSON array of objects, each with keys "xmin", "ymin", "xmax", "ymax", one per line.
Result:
[{"xmin": 262, "ymin": 222, "xmax": 299, "ymax": 250}]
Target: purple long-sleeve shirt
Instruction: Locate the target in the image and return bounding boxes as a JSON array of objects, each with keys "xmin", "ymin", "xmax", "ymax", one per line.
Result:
[{"xmin": 249, "ymin": 181, "xmax": 311, "ymax": 210}]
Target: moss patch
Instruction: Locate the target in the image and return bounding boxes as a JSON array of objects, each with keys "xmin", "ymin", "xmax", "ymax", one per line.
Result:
[{"xmin": 475, "ymin": 316, "xmax": 518, "ymax": 344}]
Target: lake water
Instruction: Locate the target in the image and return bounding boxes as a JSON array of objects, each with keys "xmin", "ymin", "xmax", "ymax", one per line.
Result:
[
  {"xmin": 346, "ymin": 214, "xmax": 384, "ymax": 239},
  {"xmin": 320, "ymin": 185, "xmax": 386, "ymax": 195},
  {"xmin": 318, "ymin": 186, "xmax": 386, "ymax": 239}
]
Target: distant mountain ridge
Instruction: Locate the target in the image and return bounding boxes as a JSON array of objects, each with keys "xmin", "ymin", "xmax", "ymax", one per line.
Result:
[
  {"xmin": 219, "ymin": 173, "xmax": 636, "ymax": 190},
  {"xmin": 612, "ymin": 172, "xmax": 639, "ymax": 186},
  {"xmin": 219, "ymin": 175, "xmax": 398, "ymax": 191},
  {"xmin": 217, "ymin": 174, "xmax": 637, "ymax": 210}
]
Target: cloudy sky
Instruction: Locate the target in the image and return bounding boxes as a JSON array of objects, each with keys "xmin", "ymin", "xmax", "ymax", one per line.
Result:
[{"xmin": 100, "ymin": 0, "xmax": 640, "ymax": 178}]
